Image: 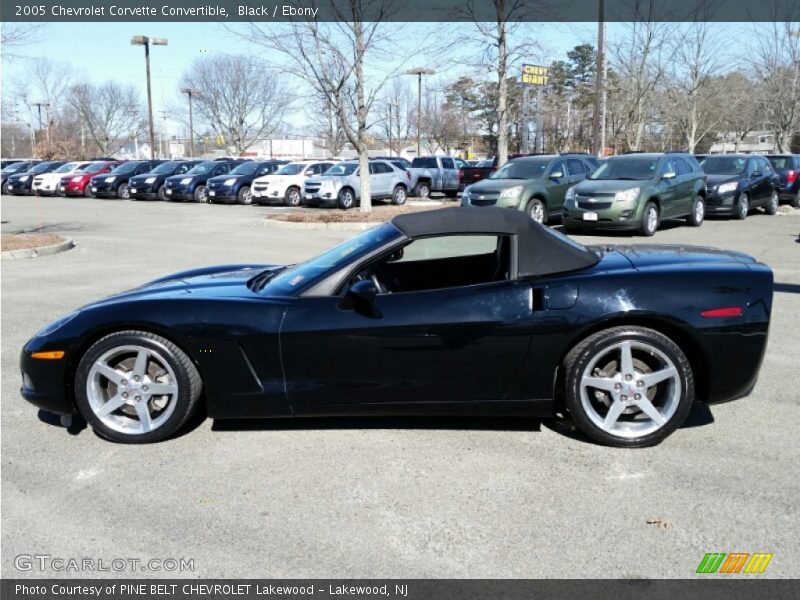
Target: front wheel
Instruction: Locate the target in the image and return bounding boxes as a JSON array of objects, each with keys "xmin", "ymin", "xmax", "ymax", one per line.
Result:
[
  {"xmin": 74, "ymin": 331, "xmax": 202, "ymax": 444},
  {"xmin": 764, "ymin": 189, "xmax": 779, "ymax": 215},
  {"xmin": 84, "ymin": 184, "xmax": 94, "ymax": 198},
  {"xmin": 194, "ymin": 185, "xmax": 208, "ymax": 203},
  {"xmin": 639, "ymin": 201, "xmax": 659, "ymax": 236},
  {"xmin": 391, "ymin": 185, "xmax": 407, "ymax": 206},
  {"xmin": 284, "ymin": 186, "xmax": 301, "ymax": 207},
  {"xmin": 687, "ymin": 195, "xmax": 705, "ymax": 227},
  {"xmin": 525, "ymin": 198, "xmax": 547, "ymax": 225},
  {"xmin": 117, "ymin": 183, "xmax": 130, "ymax": 200},
  {"xmin": 237, "ymin": 186, "xmax": 252, "ymax": 205},
  {"xmin": 1, "ymin": 181, "xmax": 9, "ymax": 195},
  {"xmin": 157, "ymin": 185, "xmax": 167, "ymax": 201},
  {"xmin": 735, "ymin": 192, "xmax": 749, "ymax": 220},
  {"xmin": 338, "ymin": 188, "xmax": 355, "ymax": 210},
  {"xmin": 562, "ymin": 326, "xmax": 695, "ymax": 448}
]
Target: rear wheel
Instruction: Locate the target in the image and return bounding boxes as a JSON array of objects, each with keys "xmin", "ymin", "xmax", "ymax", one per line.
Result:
[
  {"xmin": 1, "ymin": 180, "xmax": 9, "ymax": 195},
  {"xmin": 639, "ymin": 201, "xmax": 659, "ymax": 236},
  {"xmin": 74, "ymin": 331, "xmax": 202, "ymax": 444},
  {"xmin": 413, "ymin": 181, "xmax": 430, "ymax": 198},
  {"xmin": 83, "ymin": 184, "xmax": 94, "ymax": 198},
  {"xmin": 562, "ymin": 326, "xmax": 694, "ymax": 448},
  {"xmin": 765, "ymin": 189, "xmax": 779, "ymax": 215},
  {"xmin": 194, "ymin": 185, "xmax": 208, "ymax": 203},
  {"xmin": 526, "ymin": 198, "xmax": 547, "ymax": 225},
  {"xmin": 735, "ymin": 192, "xmax": 749, "ymax": 220},
  {"xmin": 237, "ymin": 186, "xmax": 252, "ymax": 205},
  {"xmin": 687, "ymin": 195, "xmax": 705, "ymax": 227},
  {"xmin": 338, "ymin": 188, "xmax": 355, "ymax": 210},
  {"xmin": 284, "ymin": 186, "xmax": 301, "ymax": 207},
  {"xmin": 391, "ymin": 185, "xmax": 407, "ymax": 206}
]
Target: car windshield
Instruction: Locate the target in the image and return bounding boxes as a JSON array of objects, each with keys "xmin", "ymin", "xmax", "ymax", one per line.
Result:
[
  {"xmin": 230, "ymin": 162, "xmax": 260, "ymax": 175},
  {"xmin": 275, "ymin": 163, "xmax": 306, "ymax": 175},
  {"xmin": 766, "ymin": 156, "xmax": 792, "ymax": 170},
  {"xmin": 699, "ymin": 156, "xmax": 746, "ymax": 175},
  {"xmin": 186, "ymin": 162, "xmax": 215, "ymax": 175},
  {"xmin": 2, "ymin": 162, "xmax": 30, "ymax": 174},
  {"xmin": 32, "ymin": 162, "xmax": 59, "ymax": 174},
  {"xmin": 491, "ymin": 159, "xmax": 549, "ymax": 180},
  {"xmin": 324, "ymin": 163, "xmax": 358, "ymax": 176},
  {"xmin": 589, "ymin": 157, "xmax": 658, "ymax": 180},
  {"xmin": 111, "ymin": 162, "xmax": 139, "ymax": 175},
  {"xmin": 76, "ymin": 162, "xmax": 101, "ymax": 173},
  {"xmin": 54, "ymin": 162, "xmax": 78, "ymax": 173},
  {"xmin": 150, "ymin": 161, "xmax": 182, "ymax": 175},
  {"xmin": 262, "ymin": 223, "xmax": 401, "ymax": 295},
  {"xmin": 479, "ymin": 160, "xmax": 494, "ymax": 168}
]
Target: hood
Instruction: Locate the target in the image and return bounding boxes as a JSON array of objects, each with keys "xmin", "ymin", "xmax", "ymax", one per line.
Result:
[
  {"xmin": 8, "ymin": 171, "xmax": 35, "ymax": 180},
  {"xmin": 468, "ymin": 178, "xmax": 538, "ymax": 193},
  {"xmin": 129, "ymin": 173, "xmax": 158, "ymax": 184},
  {"xmin": 613, "ymin": 244, "xmax": 757, "ymax": 269},
  {"xmin": 575, "ymin": 179, "xmax": 645, "ymax": 193},
  {"xmin": 84, "ymin": 264, "xmax": 284, "ymax": 308},
  {"xmin": 207, "ymin": 174, "xmax": 240, "ymax": 184},
  {"xmin": 166, "ymin": 173, "xmax": 202, "ymax": 183},
  {"xmin": 705, "ymin": 173, "xmax": 740, "ymax": 186}
]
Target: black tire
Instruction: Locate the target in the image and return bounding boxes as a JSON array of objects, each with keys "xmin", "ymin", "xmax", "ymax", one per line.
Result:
[
  {"xmin": 338, "ymin": 188, "xmax": 355, "ymax": 210},
  {"xmin": 639, "ymin": 201, "xmax": 659, "ymax": 236},
  {"xmin": 562, "ymin": 326, "xmax": 695, "ymax": 448},
  {"xmin": 193, "ymin": 185, "xmax": 207, "ymax": 203},
  {"xmin": 525, "ymin": 197, "xmax": 547, "ymax": 225},
  {"xmin": 445, "ymin": 190, "xmax": 459, "ymax": 199},
  {"xmin": 792, "ymin": 190, "xmax": 800, "ymax": 209},
  {"xmin": 687, "ymin": 195, "xmax": 705, "ymax": 227},
  {"xmin": 237, "ymin": 186, "xmax": 252, "ymax": 205},
  {"xmin": 735, "ymin": 192, "xmax": 749, "ymax": 220},
  {"xmin": 764, "ymin": 189, "xmax": 779, "ymax": 215},
  {"xmin": 74, "ymin": 330, "xmax": 202, "ymax": 444},
  {"xmin": 117, "ymin": 183, "xmax": 130, "ymax": 200},
  {"xmin": 84, "ymin": 184, "xmax": 94, "ymax": 198},
  {"xmin": 1, "ymin": 180, "xmax": 9, "ymax": 195},
  {"xmin": 157, "ymin": 185, "xmax": 167, "ymax": 201},
  {"xmin": 284, "ymin": 186, "xmax": 301, "ymax": 207},
  {"xmin": 391, "ymin": 185, "xmax": 407, "ymax": 206},
  {"xmin": 413, "ymin": 181, "xmax": 430, "ymax": 198}
]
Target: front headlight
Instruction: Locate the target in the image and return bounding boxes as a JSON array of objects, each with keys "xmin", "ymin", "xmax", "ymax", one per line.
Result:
[
  {"xmin": 19, "ymin": 176, "xmax": 30, "ymax": 182},
  {"xmin": 565, "ymin": 186, "xmax": 577, "ymax": 202},
  {"xmin": 499, "ymin": 185, "xmax": 523, "ymax": 199},
  {"xmin": 717, "ymin": 181, "xmax": 739, "ymax": 195},
  {"xmin": 145, "ymin": 177, "xmax": 156, "ymax": 184},
  {"xmin": 105, "ymin": 176, "xmax": 116, "ymax": 183},
  {"xmin": 224, "ymin": 178, "xmax": 236, "ymax": 186},
  {"xmin": 614, "ymin": 187, "xmax": 640, "ymax": 203},
  {"xmin": 71, "ymin": 176, "xmax": 83, "ymax": 182},
  {"xmin": 180, "ymin": 177, "xmax": 192, "ymax": 185},
  {"xmin": 35, "ymin": 311, "xmax": 80, "ymax": 338}
]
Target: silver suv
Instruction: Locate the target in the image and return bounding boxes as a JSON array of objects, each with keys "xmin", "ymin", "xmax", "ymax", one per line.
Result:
[{"xmin": 303, "ymin": 160, "xmax": 412, "ymax": 209}]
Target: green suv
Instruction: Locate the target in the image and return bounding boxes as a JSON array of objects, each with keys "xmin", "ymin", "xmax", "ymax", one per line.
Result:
[
  {"xmin": 460, "ymin": 154, "xmax": 598, "ymax": 224},
  {"xmin": 562, "ymin": 153, "xmax": 707, "ymax": 236}
]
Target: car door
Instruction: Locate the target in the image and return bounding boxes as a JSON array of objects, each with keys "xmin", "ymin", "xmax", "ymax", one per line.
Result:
[
  {"xmin": 546, "ymin": 160, "xmax": 570, "ymax": 211},
  {"xmin": 213, "ymin": 163, "xmax": 231, "ymax": 178},
  {"xmin": 672, "ymin": 157, "xmax": 695, "ymax": 214},
  {"xmin": 440, "ymin": 157, "xmax": 457, "ymax": 190},
  {"xmin": 755, "ymin": 157, "xmax": 775, "ymax": 205},
  {"xmin": 278, "ymin": 235, "xmax": 535, "ymax": 413},
  {"xmin": 657, "ymin": 158, "xmax": 679, "ymax": 217},
  {"xmin": 368, "ymin": 162, "xmax": 388, "ymax": 196}
]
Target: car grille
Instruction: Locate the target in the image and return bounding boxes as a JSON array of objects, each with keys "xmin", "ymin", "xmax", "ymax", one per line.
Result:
[
  {"xmin": 304, "ymin": 183, "xmax": 321, "ymax": 194},
  {"xmin": 253, "ymin": 183, "xmax": 268, "ymax": 192},
  {"xmin": 33, "ymin": 177, "xmax": 44, "ymax": 186},
  {"xmin": 471, "ymin": 198, "xmax": 497, "ymax": 206},
  {"xmin": 578, "ymin": 200, "xmax": 613, "ymax": 210}
]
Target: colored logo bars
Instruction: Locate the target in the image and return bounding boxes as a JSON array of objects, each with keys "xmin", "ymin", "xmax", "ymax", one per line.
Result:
[{"xmin": 696, "ymin": 552, "xmax": 773, "ymax": 574}]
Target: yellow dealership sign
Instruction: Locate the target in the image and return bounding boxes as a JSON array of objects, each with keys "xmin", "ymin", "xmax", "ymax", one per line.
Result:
[{"xmin": 522, "ymin": 64, "xmax": 548, "ymax": 86}]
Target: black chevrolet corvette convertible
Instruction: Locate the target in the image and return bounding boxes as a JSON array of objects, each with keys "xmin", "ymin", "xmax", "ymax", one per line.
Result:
[{"xmin": 21, "ymin": 208, "xmax": 773, "ymax": 447}]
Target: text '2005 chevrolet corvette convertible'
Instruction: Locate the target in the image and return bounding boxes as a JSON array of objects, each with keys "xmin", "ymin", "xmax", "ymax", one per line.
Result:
[{"xmin": 21, "ymin": 208, "xmax": 772, "ymax": 447}]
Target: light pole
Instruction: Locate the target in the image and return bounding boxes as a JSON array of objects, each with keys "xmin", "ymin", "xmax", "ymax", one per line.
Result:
[
  {"xmin": 180, "ymin": 88, "xmax": 202, "ymax": 158},
  {"xmin": 406, "ymin": 67, "xmax": 435, "ymax": 157},
  {"xmin": 592, "ymin": 0, "xmax": 606, "ymax": 157},
  {"xmin": 131, "ymin": 35, "xmax": 168, "ymax": 160},
  {"xmin": 387, "ymin": 101, "xmax": 399, "ymax": 157},
  {"xmin": 30, "ymin": 102, "xmax": 50, "ymax": 157}
]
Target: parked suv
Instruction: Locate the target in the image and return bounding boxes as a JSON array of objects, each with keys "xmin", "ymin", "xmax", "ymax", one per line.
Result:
[
  {"xmin": 32, "ymin": 161, "xmax": 91, "ymax": 196},
  {"xmin": 699, "ymin": 154, "xmax": 780, "ymax": 219},
  {"xmin": 164, "ymin": 160, "xmax": 239, "ymax": 202},
  {"xmin": 128, "ymin": 160, "xmax": 203, "ymax": 201},
  {"xmin": 90, "ymin": 160, "xmax": 165, "ymax": 199},
  {"xmin": 409, "ymin": 156, "xmax": 460, "ymax": 198},
  {"xmin": 765, "ymin": 154, "xmax": 800, "ymax": 208},
  {"xmin": 462, "ymin": 154, "xmax": 597, "ymax": 224},
  {"xmin": 63, "ymin": 161, "xmax": 122, "ymax": 197},
  {"xmin": 207, "ymin": 160, "xmax": 287, "ymax": 205},
  {"xmin": 303, "ymin": 160, "xmax": 410, "ymax": 209},
  {"xmin": 6, "ymin": 161, "xmax": 66, "ymax": 195},
  {"xmin": 252, "ymin": 160, "xmax": 335, "ymax": 206},
  {"xmin": 1, "ymin": 160, "xmax": 41, "ymax": 195}
]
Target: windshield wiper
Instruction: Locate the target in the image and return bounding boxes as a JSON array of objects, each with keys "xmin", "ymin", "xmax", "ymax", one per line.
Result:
[{"xmin": 248, "ymin": 266, "xmax": 288, "ymax": 292}]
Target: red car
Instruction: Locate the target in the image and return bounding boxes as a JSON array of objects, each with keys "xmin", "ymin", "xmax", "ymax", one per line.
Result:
[{"xmin": 61, "ymin": 160, "xmax": 123, "ymax": 197}]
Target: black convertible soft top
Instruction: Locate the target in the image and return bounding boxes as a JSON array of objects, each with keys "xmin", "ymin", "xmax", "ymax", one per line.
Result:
[{"xmin": 392, "ymin": 207, "xmax": 600, "ymax": 278}]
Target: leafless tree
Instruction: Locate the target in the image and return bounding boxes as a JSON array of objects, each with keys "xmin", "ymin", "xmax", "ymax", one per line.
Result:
[
  {"xmin": 67, "ymin": 82, "xmax": 145, "ymax": 156},
  {"xmin": 422, "ymin": 89, "xmax": 462, "ymax": 154},
  {"xmin": 1, "ymin": 23, "xmax": 46, "ymax": 60},
  {"xmin": 235, "ymin": 1, "xmax": 412, "ymax": 212},
  {"xmin": 306, "ymin": 93, "xmax": 348, "ymax": 157},
  {"xmin": 179, "ymin": 54, "xmax": 287, "ymax": 155},
  {"xmin": 376, "ymin": 78, "xmax": 415, "ymax": 156}
]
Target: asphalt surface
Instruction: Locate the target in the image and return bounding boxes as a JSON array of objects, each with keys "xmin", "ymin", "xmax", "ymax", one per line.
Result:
[{"xmin": 2, "ymin": 195, "xmax": 799, "ymax": 578}]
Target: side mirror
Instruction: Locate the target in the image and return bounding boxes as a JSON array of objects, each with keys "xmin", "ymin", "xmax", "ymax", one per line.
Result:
[
  {"xmin": 550, "ymin": 171, "xmax": 564, "ymax": 179},
  {"xmin": 661, "ymin": 171, "xmax": 676, "ymax": 180},
  {"xmin": 751, "ymin": 171, "xmax": 761, "ymax": 178},
  {"xmin": 339, "ymin": 279, "xmax": 381, "ymax": 317}
]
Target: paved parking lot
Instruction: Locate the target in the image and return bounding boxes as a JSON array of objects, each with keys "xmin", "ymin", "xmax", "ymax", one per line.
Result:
[{"xmin": 2, "ymin": 195, "xmax": 799, "ymax": 578}]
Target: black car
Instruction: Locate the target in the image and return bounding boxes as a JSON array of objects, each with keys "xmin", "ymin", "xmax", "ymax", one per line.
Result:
[
  {"xmin": 765, "ymin": 154, "xmax": 800, "ymax": 208},
  {"xmin": 206, "ymin": 160, "xmax": 288, "ymax": 205},
  {"xmin": 90, "ymin": 160, "xmax": 166, "ymax": 199},
  {"xmin": 6, "ymin": 161, "xmax": 66, "ymax": 195},
  {"xmin": 1, "ymin": 160, "xmax": 41, "ymax": 194},
  {"xmin": 128, "ymin": 160, "xmax": 204, "ymax": 201},
  {"xmin": 699, "ymin": 154, "xmax": 780, "ymax": 219},
  {"xmin": 1, "ymin": 159, "xmax": 24, "ymax": 169},
  {"xmin": 20, "ymin": 208, "xmax": 772, "ymax": 448},
  {"xmin": 163, "ymin": 160, "xmax": 240, "ymax": 202}
]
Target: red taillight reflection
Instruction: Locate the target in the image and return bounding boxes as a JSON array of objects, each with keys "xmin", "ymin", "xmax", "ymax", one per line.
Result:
[
  {"xmin": 700, "ymin": 306, "xmax": 743, "ymax": 318},
  {"xmin": 787, "ymin": 170, "xmax": 797, "ymax": 183}
]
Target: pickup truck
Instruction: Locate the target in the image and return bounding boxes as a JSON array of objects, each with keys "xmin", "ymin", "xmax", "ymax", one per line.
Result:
[
  {"xmin": 458, "ymin": 158, "xmax": 494, "ymax": 191},
  {"xmin": 409, "ymin": 156, "xmax": 460, "ymax": 198}
]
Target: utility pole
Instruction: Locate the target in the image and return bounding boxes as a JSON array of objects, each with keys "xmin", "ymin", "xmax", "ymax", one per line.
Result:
[
  {"xmin": 388, "ymin": 102, "xmax": 393, "ymax": 157},
  {"xmin": 406, "ymin": 67, "xmax": 434, "ymax": 157},
  {"xmin": 131, "ymin": 35, "xmax": 168, "ymax": 160},
  {"xmin": 30, "ymin": 102, "xmax": 49, "ymax": 157},
  {"xmin": 180, "ymin": 88, "xmax": 201, "ymax": 158},
  {"xmin": 521, "ymin": 86, "xmax": 530, "ymax": 153},
  {"xmin": 592, "ymin": 0, "xmax": 606, "ymax": 157}
]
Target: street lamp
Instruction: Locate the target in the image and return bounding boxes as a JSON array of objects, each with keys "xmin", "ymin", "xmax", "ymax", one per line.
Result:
[
  {"xmin": 406, "ymin": 67, "xmax": 435, "ymax": 157},
  {"xmin": 387, "ymin": 101, "xmax": 399, "ymax": 157},
  {"xmin": 131, "ymin": 35, "xmax": 168, "ymax": 160},
  {"xmin": 30, "ymin": 102, "xmax": 50, "ymax": 157},
  {"xmin": 180, "ymin": 88, "xmax": 202, "ymax": 158}
]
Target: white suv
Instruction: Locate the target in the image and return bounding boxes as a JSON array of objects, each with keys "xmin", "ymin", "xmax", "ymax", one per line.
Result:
[
  {"xmin": 251, "ymin": 160, "xmax": 335, "ymax": 206},
  {"xmin": 32, "ymin": 161, "xmax": 91, "ymax": 196}
]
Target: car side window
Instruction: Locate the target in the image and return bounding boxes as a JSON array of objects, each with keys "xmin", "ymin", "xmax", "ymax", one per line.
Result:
[
  {"xmin": 550, "ymin": 160, "xmax": 567, "ymax": 178},
  {"xmin": 441, "ymin": 158, "xmax": 456, "ymax": 170},
  {"xmin": 257, "ymin": 166, "xmax": 271, "ymax": 176},
  {"xmin": 745, "ymin": 159, "xmax": 757, "ymax": 176},
  {"xmin": 758, "ymin": 158, "xmax": 772, "ymax": 174},
  {"xmin": 176, "ymin": 164, "xmax": 190, "ymax": 175},
  {"xmin": 673, "ymin": 158, "xmax": 692, "ymax": 176},
  {"xmin": 216, "ymin": 165, "xmax": 230, "ymax": 175},
  {"xmin": 566, "ymin": 159, "xmax": 587, "ymax": 176},
  {"xmin": 136, "ymin": 164, "xmax": 149, "ymax": 174},
  {"xmin": 369, "ymin": 163, "xmax": 379, "ymax": 175},
  {"xmin": 659, "ymin": 159, "xmax": 677, "ymax": 176}
]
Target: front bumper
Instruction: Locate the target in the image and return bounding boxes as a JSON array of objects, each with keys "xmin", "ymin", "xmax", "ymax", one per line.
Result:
[
  {"xmin": 302, "ymin": 188, "xmax": 338, "ymax": 206},
  {"xmin": 207, "ymin": 184, "xmax": 237, "ymax": 203},
  {"xmin": 705, "ymin": 192, "xmax": 738, "ymax": 215},
  {"xmin": 7, "ymin": 181, "xmax": 33, "ymax": 195},
  {"xmin": 252, "ymin": 185, "xmax": 289, "ymax": 204},
  {"xmin": 129, "ymin": 182, "xmax": 159, "ymax": 200},
  {"xmin": 19, "ymin": 345, "xmax": 74, "ymax": 415},
  {"xmin": 562, "ymin": 202, "xmax": 641, "ymax": 230},
  {"xmin": 778, "ymin": 185, "xmax": 799, "ymax": 201},
  {"xmin": 90, "ymin": 181, "xmax": 120, "ymax": 197},
  {"xmin": 164, "ymin": 183, "xmax": 194, "ymax": 200},
  {"xmin": 32, "ymin": 182, "xmax": 60, "ymax": 196}
]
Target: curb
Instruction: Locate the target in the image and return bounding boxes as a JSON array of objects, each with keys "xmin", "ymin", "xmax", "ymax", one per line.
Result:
[
  {"xmin": 263, "ymin": 219, "xmax": 382, "ymax": 231},
  {"xmin": 1, "ymin": 237, "xmax": 75, "ymax": 260}
]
